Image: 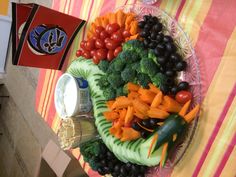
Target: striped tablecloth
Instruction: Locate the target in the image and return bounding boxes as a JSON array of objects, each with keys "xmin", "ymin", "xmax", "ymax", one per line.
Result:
[{"xmin": 35, "ymin": 0, "xmax": 236, "ymax": 176}]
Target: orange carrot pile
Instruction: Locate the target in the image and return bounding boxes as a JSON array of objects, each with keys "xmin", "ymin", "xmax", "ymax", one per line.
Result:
[
  {"xmin": 103, "ymin": 82, "xmax": 185, "ymax": 141},
  {"xmin": 87, "ymin": 10, "xmax": 139, "ymax": 41}
]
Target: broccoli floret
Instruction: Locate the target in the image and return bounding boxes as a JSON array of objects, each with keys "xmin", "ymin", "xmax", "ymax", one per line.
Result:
[
  {"xmin": 107, "ymin": 72, "xmax": 124, "ymax": 88},
  {"xmin": 79, "ymin": 139, "xmax": 102, "ymax": 170},
  {"xmin": 113, "ymin": 56, "xmax": 126, "ymax": 71},
  {"xmin": 151, "ymin": 73, "xmax": 167, "ymax": 88},
  {"xmin": 122, "ymin": 39, "xmax": 144, "ymax": 51},
  {"xmin": 132, "ymin": 62, "xmax": 142, "ymax": 73},
  {"xmin": 98, "ymin": 60, "xmax": 109, "ymax": 72},
  {"xmin": 137, "ymin": 73, "xmax": 151, "ymax": 88},
  {"xmin": 97, "ymin": 75, "xmax": 109, "ymax": 89},
  {"xmin": 140, "ymin": 57, "xmax": 159, "ymax": 77},
  {"xmin": 116, "ymin": 87, "xmax": 125, "ymax": 97},
  {"xmin": 121, "ymin": 66, "xmax": 136, "ymax": 83},
  {"xmin": 103, "ymin": 86, "xmax": 116, "ymax": 100},
  {"xmin": 148, "ymin": 49, "xmax": 158, "ymax": 65}
]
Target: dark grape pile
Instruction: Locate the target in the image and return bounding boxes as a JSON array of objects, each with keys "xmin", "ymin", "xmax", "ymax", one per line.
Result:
[
  {"xmin": 95, "ymin": 143, "xmax": 147, "ymax": 177},
  {"xmin": 138, "ymin": 14, "xmax": 189, "ymax": 95}
]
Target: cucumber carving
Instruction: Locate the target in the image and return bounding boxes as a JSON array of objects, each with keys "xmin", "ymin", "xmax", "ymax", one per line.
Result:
[{"xmin": 67, "ymin": 57, "xmax": 165, "ymax": 166}]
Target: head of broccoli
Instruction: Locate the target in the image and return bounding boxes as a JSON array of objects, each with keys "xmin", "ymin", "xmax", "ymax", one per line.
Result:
[
  {"xmin": 103, "ymin": 86, "xmax": 116, "ymax": 100},
  {"xmin": 107, "ymin": 72, "xmax": 124, "ymax": 88},
  {"xmin": 112, "ymin": 56, "xmax": 126, "ymax": 72},
  {"xmin": 98, "ymin": 60, "xmax": 109, "ymax": 72},
  {"xmin": 97, "ymin": 75, "xmax": 109, "ymax": 89},
  {"xmin": 121, "ymin": 66, "xmax": 136, "ymax": 83},
  {"xmin": 132, "ymin": 62, "xmax": 142, "ymax": 73},
  {"xmin": 122, "ymin": 39, "xmax": 144, "ymax": 51},
  {"xmin": 140, "ymin": 57, "xmax": 160, "ymax": 77},
  {"xmin": 116, "ymin": 87, "xmax": 126, "ymax": 97},
  {"xmin": 151, "ymin": 72, "xmax": 167, "ymax": 88},
  {"xmin": 137, "ymin": 73, "xmax": 151, "ymax": 88},
  {"xmin": 148, "ymin": 49, "xmax": 159, "ymax": 65}
]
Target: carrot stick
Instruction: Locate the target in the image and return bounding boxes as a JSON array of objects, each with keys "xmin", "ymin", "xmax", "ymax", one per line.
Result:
[
  {"xmin": 127, "ymin": 82, "xmax": 140, "ymax": 92},
  {"xmin": 137, "ymin": 122, "xmax": 154, "ymax": 133},
  {"xmin": 162, "ymin": 96, "xmax": 182, "ymax": 113},
  {"xmin": 124, "ymin": 106, "xmax": 134, "ymax": 126},
  {"xmin": 151, "ymin": 92, "xmax": 163, "ymax": 108},
  {"xmin": 160, "ymin": 143, "xmax": 168, "ymax": 168},
  {"xmin": 178, "ymin": 100, "xmax": 191, "ymax": 117},
  {"xmin": 106, "ymin": 100, "xmax": 115, "ymax": 109},
  {"xmin": 128, "ymin": 91, "xmax": 140, "ymax": 100},
  {"xmin": 116, "ymin": 10, "xmax": 126, "ymax": 27},
  {"xmin": 147, "ymin": 108, "xmax": 169, "ymax": 119},
  {"xmin": 134, "ymin": 110, "xmax": 146, "ymax": 119},
  {"xmin": 103, "ymin": 111, "xmax": 119, "ymax": 121},
  {"xmin": 147, "ymin": 133, "xmax": 158, "ymax": 158},
  {"xmin": 184, "ymin": 104, "xmax": 200, "ymax": 123},
  {"xmin": 148, "ymin": 83, "xmax": 160, "ymax": 94}
]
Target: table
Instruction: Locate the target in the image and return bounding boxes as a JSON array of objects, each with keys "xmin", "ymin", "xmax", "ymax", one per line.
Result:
[{"xmin": 36, "ymin": 0, "xmax": 236, "ymax": 176}]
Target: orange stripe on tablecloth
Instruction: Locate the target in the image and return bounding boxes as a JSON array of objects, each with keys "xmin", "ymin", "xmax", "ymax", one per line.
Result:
[
  {"xmin": 51, "ymin": 114, "xmax": 61, "ymax": 133},
  {"xmin": 44, "ymin": 72, "xmax": 62, "ymax": 125},
  {"xmin": 37, "ymin": 70, "xmax": 52, "ymax": 118},
  {"xmin": 35, "ymin": 69, "xmax": 46, "ymax": 109},
  {"xmin": 194, "ymin": 0, "xmax": 236, "ymax": 96},
  {"xmin": 41, "ymin": 70, "xmax": 56, "ymax": 119}
]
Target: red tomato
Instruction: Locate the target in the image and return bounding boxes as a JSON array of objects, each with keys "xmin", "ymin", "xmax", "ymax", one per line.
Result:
[
  {"xmin": 85, "ymin": 39, "xmax": 95, "ymax": 51},
  {"xmin": 111, "ymin": 30, "xmax": 123, "ymax": 42},
  {"xmin": 82, "ymin": 50, "xmax": 91, "ymax": 59},
  {"xmin": 105, "ymin": 39, "xmax": 119, "ymax": 50},
  {"xmin": 122, "ymin": 30, "xmax": 131, "ymax": 38},
  {"xmin": 106, "ymin": 23, "xmax": 120, "ymax": 34},
  {"xmin": 114, "ymin": 46, "xmax": 122, "ymax": 57},
  {"xmin": 80, "ymin": 40, "xmax": 86, "ymax": 50},
  {"xmin": 99, "ymin": 30, "xmax": 109, "ymax": 40},
  {"xmin": 175, "ymin": 90, "xmax": 192, "ymax": 104},
  {"xmin": 104, "ymin": 37, "xmax": 111, "ymax": 44},
  {"xmin": 96, "ymin": 49, "xmax": 108, "ymax": 60},
  {"xmin": 95, "ymin": 39, "xmax": 105, "ymax": 49},
  {"xmin": 90, "ymin": 50, "xmax": 96, "ymax": 57},
  {"xmin": 95, "ymin": 26, "xmax": 105, "ymax": 34},
  {"xmin": 92, "ymin": 55, "xmax": 100, "ymax": 64},
  {"xmin": 92, "ymin": 35, "xmax": 99, "ymax": 40},
  {"xmin": 107, "ymin": 50, "xmax": 114, "ymax": 61},
  {"xmin": 76, "ymin": 49, "xmax": 83, "ymax": 57}
]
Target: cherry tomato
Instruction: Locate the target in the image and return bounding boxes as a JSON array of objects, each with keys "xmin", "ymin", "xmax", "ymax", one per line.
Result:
[
  {"xmin": 85, "ymin": 39, "xmax": 95, "ymax": 51},
  {"xmin": 92, "ymin": 55, "xmax": 100, "ymax": 64},
  {"xmin": 95, "ymin": 26, "xmax": 105, "ymax": 34},
  {"xmin": 82, "ymin": 50, "xmax": 91, "ymax": 59},
  {"xmin": 104, "ymin": 37, "xmax": 111, "ymax": 43},
  {"xmin": 92, "ymin": 35, "xmax": 99, "ymax": 40},
  {"xmin": 95, "ymin": 38, "xmax": 105, "ymax": 49},
  {"xmin": 96, "ymin": 49, "xmax": 108, "ymax": 60},
  {"xmin": 114, "ymin": 46, "xmax": 122, "ymax": 57},
  {"xmin": 106, "ymin": 23, "xmax": 120, "ymax": 34},
  {"xmin": 107, "ymin": 50, "xmax": 114, "ymax": 61},
  {"xmin": 99, "ymin": 30, "xmax": 109, "ymax": 40},
  {"xmin": 76, "ymin": 49, "xmax": 83, "ymax": 57},
  {"xmin": 80, "ymin": 40, "xmax": 86, "ymax": 50},
  {"xmin": 175, "ymin": 90, "xmax": 192, "ymax": 104},
  {"xmin": 90, "ymin": 50, "xmax": 96, "ymax": 57},
  {"xmin": 111, "ymin": 30, "xmax": 123, "ymax": 42},
  {"xmin": 105, "ymin": 39, "xmax": 119, "ymax": 50},
  {"xmin": 122, "ymin": 30, "xmax": 131, "ymax": 38}
]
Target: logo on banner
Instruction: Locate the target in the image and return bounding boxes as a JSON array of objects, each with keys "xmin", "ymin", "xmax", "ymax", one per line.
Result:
[{"xmin": 28, "ymin": 25, "xmax": 67, "ymax": 55}]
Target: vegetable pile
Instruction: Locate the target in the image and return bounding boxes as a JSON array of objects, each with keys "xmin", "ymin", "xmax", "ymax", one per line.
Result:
[
  {"xmin": 76, "ymin": 10, "xmax": 139, "ymax": 63},
  {"xmin": 80, "ymin": 138, "xmax": 148, "ymax": 177},
  {"xmin": 73, "ymin": 9, "xmax": 201, "ymax": 175}
]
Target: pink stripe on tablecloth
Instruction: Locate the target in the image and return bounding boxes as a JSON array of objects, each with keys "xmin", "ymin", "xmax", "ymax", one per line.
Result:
[
  {"xmin": 71, "ymin": 0, "xmax": 83, "ymax": 17},
  {"xmin": 52, "ymin": 0, "xmax": 61, "ymax": 11},
  {"xmin": 175, "ymin": 0, "xmax": 186, "ymax": 20},
  {"xmin": 99, "ymin": 0, "xmax": 116, "ymax": 16},
  {"xmin": 192, "ymin": 83, "xmax": 236, "ymax": 177},
  {"xmin": 213, "ymin": 133, "xmax": 236, "ymax": 177},
  {"xmin": 82, "ymin": 0, "xmax": 95, "ymax": 40},
  {"xmin": 195, "ymin": 0, "xmax": 236, "ymax": 96}
]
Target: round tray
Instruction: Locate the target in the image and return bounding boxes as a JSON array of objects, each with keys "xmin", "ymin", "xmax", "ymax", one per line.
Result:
[{"xmin": 116, "ymin": 4, "xmax": 202, "ymax": 176}]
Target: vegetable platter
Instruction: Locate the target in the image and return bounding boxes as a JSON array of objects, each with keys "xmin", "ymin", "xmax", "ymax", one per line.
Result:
[{"xmin": 68, "ymin": 4, "xmax": 201, "ymax": 177}]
